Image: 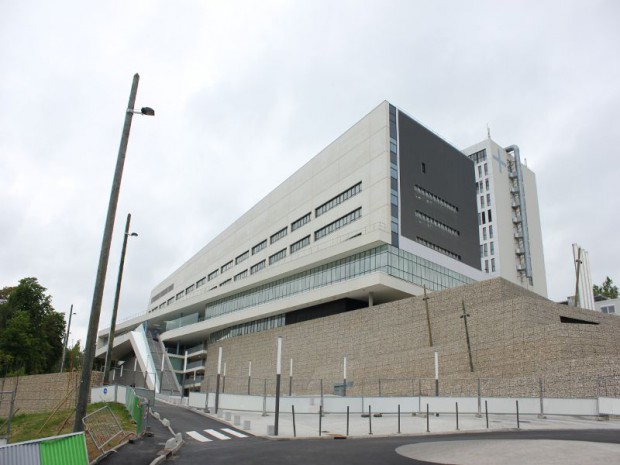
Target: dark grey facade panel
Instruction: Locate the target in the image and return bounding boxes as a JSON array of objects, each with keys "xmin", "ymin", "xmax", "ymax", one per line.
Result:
[{"xmin": 397, "ymin": 111, "xmax": 480, "ymax": 269}]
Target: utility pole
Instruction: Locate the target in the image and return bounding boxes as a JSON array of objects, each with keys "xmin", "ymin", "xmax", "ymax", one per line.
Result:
[
  {"xmin": 423, "ymin": 286, "xmax": 433, "ymax": 346},
  {"xmin": 74, "ymin": 74, "xmax": 153, "ymax": 432},
  {"xmin": 59, "ymin": 304, "xmax": 75, "ymax": 373},
  {"xmin": 460, "ymin": 300, "xmax": 474, "ymax": 372},
  {"xmin": 574, "ymin": 246, "xmax": 582, "ymax": 308},
  {"xmin": 103, "ymin": 213, "xmax": 137, "ymax": 383}
]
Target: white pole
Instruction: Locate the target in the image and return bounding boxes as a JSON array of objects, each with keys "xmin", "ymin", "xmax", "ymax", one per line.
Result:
[
  {"xmin": 134, "ymin": 359, "xmax": 138, "ymax": 372},
  {"xmin": 224, "ymin": 362, "xmax": 227, "ymax": 376},
  {"xmin": 434, "ymin": 352, "xmax": 439, "ymax": 380},
  {"xmin": 249, "ymin": 361, "xmax": 252, "ymax": 377},
  {"xmin": 120, "ymin": 365, "xmax": 124, "ymax": 377},
  {"xmin": 160, "ymin": 354, "xmax": 165, "ymax": 372},
  {"xmin": 343, "ymin": 356, "xmax": 347, "ymax": 380},
  {"xmin": 217, "ymin": 347, "xmax": 223, "ymax": 375},
  {"xmin": 184, "ymin": 350, "xmax": 188, "ymax": 371},
  {"xmin": 289, "ymin": 358, "xmax": 293, "ymax": 377},
  {"xmin": 276, "ymin": 337, "xmax": 282, "ymax": 375}
]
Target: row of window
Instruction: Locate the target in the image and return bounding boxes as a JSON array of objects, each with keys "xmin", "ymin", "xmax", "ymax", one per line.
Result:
[
  {"xmin": 152, "ymin": 182, "xmax": 362, "ymax": 311},
  {"xmin": 476, "ymin": 179, "xmax": 490, "ymax": 194},
  {"xmin": 416, "ymin": 236, "xmax": 461, "ymax": 261},
  {"xmin": 414, "ymin": 185, "xmax": 458, "ymax": 213},
  {"xmin": 481, "ymin": 225, "xmax": 494, "ymax": 241},
  {"xmin": 483, "ymin": 258, "xmax": 496, "ymax": 273},
  {"xmin": 415, "ymin": 210, "xmax": 460, "ymax": 237},
  {"xmin": 316, "ymin": 182, "xmax": 362, "ymax": 217},
  {"xmin": 480, "ymin": 241, "xmax": 495, "ymax": 258},
  {"xmin": 315, "ymin": 208, "xmax": 362, "ymax": 241},
  {"xmin": 480, "ymin": 193, "xmax": 491, "ymax": 209},
  {"xmin": 469, "ymin": 149, "xmax": 487, "ymax": 164},
  {"xmin": 477, "ymin": 162, "xmax": 489, "ymax": 179},
  {"xmin": 479, "ymin": 209, "xmax": 493, "ymax": 225},
  {"xmin": 207, "ymin": 314, "xmax": 285, "ymax": 345}
]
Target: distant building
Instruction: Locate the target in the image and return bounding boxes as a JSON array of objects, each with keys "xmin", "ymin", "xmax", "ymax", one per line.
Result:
[
  {"xmin": 463, "ymin": 139, "xmax": 548, "ymax": 297},
  {"xmin": 595, "ymin": 296, "xmax": 618, "ymax": 315}
]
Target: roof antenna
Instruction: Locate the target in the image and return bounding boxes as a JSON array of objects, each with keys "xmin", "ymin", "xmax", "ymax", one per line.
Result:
[{"xmin": 487, "ymin": 124, "xmax": 491, "ymax": 140}]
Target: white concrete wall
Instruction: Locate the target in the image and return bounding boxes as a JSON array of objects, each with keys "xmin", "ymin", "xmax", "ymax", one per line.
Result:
[{"xmin": 599, "ymin": 397, "xmax": 620, "ymax": 415}]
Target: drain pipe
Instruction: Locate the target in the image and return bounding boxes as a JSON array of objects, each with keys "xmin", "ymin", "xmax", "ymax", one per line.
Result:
[{"xmin": 505, "ymin": 145, "xmax": 533, "ymax": 284}]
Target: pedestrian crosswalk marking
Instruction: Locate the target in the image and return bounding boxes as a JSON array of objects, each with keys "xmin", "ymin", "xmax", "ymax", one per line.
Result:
[
  {"xmin": 187, "ymin": 431, "xmax": 212, "ymax": 442},
  {"xmin": 204, "ymin": 429, "xmax": 231, "ymax": 440},
  {"xmin": 221, "ymin": 428, "xmax": 248, "ymax": 438}
]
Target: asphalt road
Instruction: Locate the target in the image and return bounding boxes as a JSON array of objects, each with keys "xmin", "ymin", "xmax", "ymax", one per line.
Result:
[{"xmin": 148, "ymin": 404, "xmax": 620, "ymax": 465}]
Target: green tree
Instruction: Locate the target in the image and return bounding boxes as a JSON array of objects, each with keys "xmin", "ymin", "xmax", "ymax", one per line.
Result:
[
  {"xmin": 0, "ymin": 277, "xmax": 66, "ymax": 375},
  {"xmin": 593, "ymin": 276, "xmax": 619, "ymax": 299}
]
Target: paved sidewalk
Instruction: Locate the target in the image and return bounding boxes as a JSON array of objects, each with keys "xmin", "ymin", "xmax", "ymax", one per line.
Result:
[{"xmin": 205, "ymin": 407, "xmax": 620, "ymax": 439}]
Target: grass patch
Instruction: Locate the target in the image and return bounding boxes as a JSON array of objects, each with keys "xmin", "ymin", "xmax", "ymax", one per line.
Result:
[{"xmin": 2, "ymin": 402, "xmax": 136, "ymax": 444}]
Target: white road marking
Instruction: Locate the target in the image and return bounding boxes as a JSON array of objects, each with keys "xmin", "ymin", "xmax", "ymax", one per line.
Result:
[
  {"xmin": 221, "ymin": 428, "xmax": 248, "ymax": 438},
  {"xmin": 186, "ymin": 431, "xmax": 212, "ymax": 442},
  {"xmin": 204, "ymin": 429, "xmax": 231, "ymax": 440}
]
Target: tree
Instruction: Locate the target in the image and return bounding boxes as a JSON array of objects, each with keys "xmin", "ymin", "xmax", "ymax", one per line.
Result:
[
  {"xmin": 593, "ymin": 276, "xmax": 619, "ymax": 299},
  {"xmin": 0, "ymin": 277, "xmax": 66, "ymax": 375}
]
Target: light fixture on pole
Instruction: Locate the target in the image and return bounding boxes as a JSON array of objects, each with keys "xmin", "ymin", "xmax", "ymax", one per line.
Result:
[
  {"xmin": 73, "ymin": 73, "xmax": 154, "ymax": 433},
  {"xmin": 59, "ymin": 305, "xmax": 76, "ymax": 373},
  {"xmin": 103, "ymin": 213, "xmax": 138, "ymax": 384},
  {"xmin": 215, "ymin": 347, "xmax": 222, "ymax": 413}
]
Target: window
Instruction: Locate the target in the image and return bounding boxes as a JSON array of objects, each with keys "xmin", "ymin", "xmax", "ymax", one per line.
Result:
[
  {"xmin": 487, "ymin": 193, "xmax": 491, "ymax": 206},
  {"xmin": 186, "ymin": 284, "xmax": 195, "ymax": 294},
  {"xmin": 482, "ymin": 227, "xmax": 487, "ymax": 241},
  {"xmin": 477, "ymin": 165, "xmax": 482, "ymax": 178},
  {"xmin": 391, "ymin": 189, "xmax": 398, "ymax": 206},
  {"xmin": 208, "ymin": 269, "xmax": 219, "ymax": 281},
  {"xmin": 236, "ymin": 251, "xmax": 249, "ymax": 265},
  {"xmin": 315, "ymin": 182, "xmax": 362, "ymax": 217},
  {"xmin": 483, "ymin": 243, "xmax": 488, "ymax": 257},
  {"xmin": 167, "ymin": 297, "xmax": 175, "ymax": 305},
  {"xmin": 468, "ymin": 149, "xmax": 487, "ymax": 164},
  {"xmin": 234, "ymin": 270, "xmax": 248, "ymax": 281},
  {"xmin": 491, "ymin": 258, "xmax": 496, "ymax": 272},
  {"xmin": 315, "ymin": 208, "xmax": 362, "ymax": 241},
  {"xmin": 220, "ymin": 279, "xmax": 232, "ymax": 287},
  {"xmin": 196, "ymin": 277, "xmax": 206, "ymax": 288},
  {"xmin": 415, "ymin": 211, "xmax": 460, "ymax": 236},
  {"xmin": 421, "ymin": 163, "xmax": 426, "ymax": 174},
  {"xmin": 484, "ymin": 163, "xmax": 488, "ymax": 176},
  {"xmin": 480, "ymin": 245, "xmax": 484, "ymax": 258},
  {"xmin": 221, "ymin": 260, "xmax": 233, "ymax": 273},
  {"xmin": 488, "ymin": 209, "xmax": 492, "ymax": 222},
  {"xmin": 390, "ymin": 138, "xmax": 397, "ymax": 153},
  {"xmin": 290, "ymin": 235, "xmax": 310, "ymax": 254},
  {"xmin": 250, "ymin": 260, "xmax": 266, "ymax": 275},
  {"xmin": 481, "ymin": 212, "xmax": 486, "ymax": 224},
  {"xmin": 489, "ymin": 225, "xmax": 494, "ymax": 239},
  {"xmin": 269, "ymin": 248, "xmax": 287, "ymax": 265},
  {"xmin": 414, "ymin": 185, "xmax": 458, "ymax": 213},
  {"xmin": 270, "ymin": 227, "xmax": 288, "ymax": 244},
  {"xmin": 485, "ymin": 179, "xmax": 490, "ymax": 191},
  {"xmin": 484, "ymin": 260, "xmax": 489, "ymax": 272},
  {"xmin": 291, "ymin": 213, "xmax": 311, "ymax": 231},
  {"xmin": 391, "ymin": 217, "xmax": 399, "ymax": 233},
  {"xmin": 480, "ymin": 195, "xmax": 485, "ymax": 208},
  {"xmin": 490, "ymin": 242, "xmax": 495, "ymax": 255},
  {"xmin": 601, "ymin": 305, "xmax": 616, "ymax": 314},
  {"xmin": 252, "ymin": 239, "xmax": 267, "ymax": 255},
  {"xmin": 176, "ymin": 291, "xmax": 184, "ymax": 300},
  {"xmin": 417, "ymin": 236, "xmax": 461, "ymax": 261}
]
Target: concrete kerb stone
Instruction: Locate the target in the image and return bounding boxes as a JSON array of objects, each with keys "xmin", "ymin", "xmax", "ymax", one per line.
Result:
[{"xmin": 148, "ymin": 406, "xmax": 184, "ymax": 465}]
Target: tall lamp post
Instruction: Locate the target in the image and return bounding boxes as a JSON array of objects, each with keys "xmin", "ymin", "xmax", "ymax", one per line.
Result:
[
  {"xmin": 73, "ymin": 74, "xmax": 154, "ymax": 432},
  {"xmin": 103, "ymin": 213, "xmax": 138, "ymax": 383},
  {"xmin": 59, "ymin": 305, "xmax": 76, "ymax": 373}
]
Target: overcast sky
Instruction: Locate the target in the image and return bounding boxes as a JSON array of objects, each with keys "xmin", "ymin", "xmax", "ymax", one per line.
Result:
[{"xmin": 1, "ymin": 0, "xmax": 619, "ymax": 346}]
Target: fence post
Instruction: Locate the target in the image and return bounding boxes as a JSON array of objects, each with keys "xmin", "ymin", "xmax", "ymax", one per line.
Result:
[
  {"xmin": 319, "ymin": 405, "xmax": 322, "ymax": 436},
  {"xmin": 485, "ymin": 400, "xmax": 489, "ymax": 429},
  {"xmin": 346, "ymin": 406, "xmax": 350, "ymax": 436},
  {"xmin": 456, "ymin": 402, "xmax": 459, "ymax": 430},
  {"xmin": 320, "ymin": 379, "xmax": 324, "ymax": 416},
  {"xmin": 292, "ymin": 405, "xmax": 296, "ymax": 438},
  {"xmin": 516, "ymin": 400, "xmax": 520, "ymax": 429},
  {"xmin": 398, "ymin": 404, "xmax": 401, "ymax": 434},
  {"xmin": 262, "ymin": 379, "xmax": 267, "ymax": 416},
  {"xmin": 378, "ymin": 378, "xmax": 382, "ymax": 397},
  {"xmin": 426, "ymin": 404, "xmax": 429, "ymax": 432},
  {"xmin": 369, "ymin": 405, "xmax": 372, "ymax": 435}
]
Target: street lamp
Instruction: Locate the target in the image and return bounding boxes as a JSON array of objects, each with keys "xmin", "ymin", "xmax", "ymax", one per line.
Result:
[
  {"xmin": 103, "ymin": 213, "xmax": 138, "ymax": 383},
  {"xmin": 73, "ymin": 73, "xmax": 153, "ymax": 433},
  {"xmin": 59, "ymin": 305, "xmax": 76, "ymax": 373}
]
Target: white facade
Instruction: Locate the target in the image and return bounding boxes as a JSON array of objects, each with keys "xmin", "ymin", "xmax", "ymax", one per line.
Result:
[
  {"xmin": 98, "ymin": 101, "xmax": 487, "ymax": 349},
  {"xmin": 595, "ymin": 298, "xmax": 618, "ymax": 315},
  {"xmin": 463, "ymin": 138, "xmax": 548, "ymax": 297}
]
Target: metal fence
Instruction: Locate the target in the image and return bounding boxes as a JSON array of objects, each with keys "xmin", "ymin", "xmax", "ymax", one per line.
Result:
[{"xmin": 200, "ymin": 373, "xmax": 620, "ymax": 399}]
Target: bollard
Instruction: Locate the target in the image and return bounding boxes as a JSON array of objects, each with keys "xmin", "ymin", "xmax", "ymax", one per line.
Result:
[
  {"xmin": 346, "ymin": 406, "xmax": 350, "ymax": 436},
  {"xmin": 319, "ymin": 405, "xmax": 323, "ymax": 436},
  {"xmin": 292, "ymin": 405, "xmax": 296, "ymax": 438},
  {"xmin": 426, "ymin": 404, "xmax": 429, "ymax": 432},
  {"xmin": 456, "ymin": 402, "xmax": 459, "ymax": 431},
  {"xmin": 398, "ymin": 404, "xmax": 401, "ymax": 434},
  {"xmin": 369, "ymin": 405, "xmax": 373, "ymax": 435},
  {"xmin": 485, "ymin": 400, "xmax": 489, "ymax": 429},
  {"xmin": 516, "ymin": 400, "xmax": 520, "ymax": 429}
]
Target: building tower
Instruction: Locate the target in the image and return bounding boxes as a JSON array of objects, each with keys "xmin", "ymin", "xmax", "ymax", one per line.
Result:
[{"xmin": 462, "ymin": 139, "xmax": 548, "ymax": 297}]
